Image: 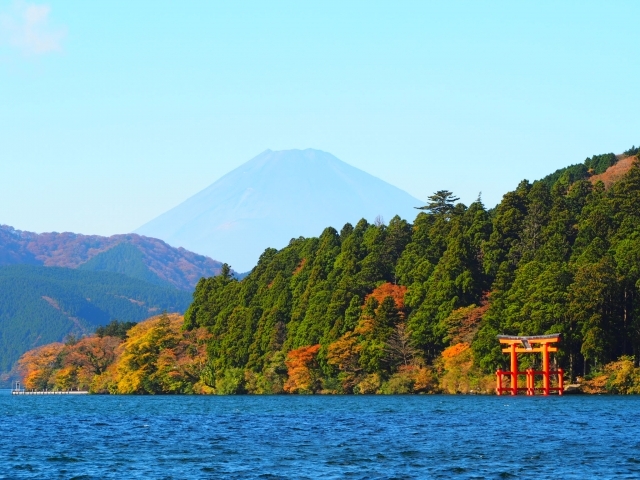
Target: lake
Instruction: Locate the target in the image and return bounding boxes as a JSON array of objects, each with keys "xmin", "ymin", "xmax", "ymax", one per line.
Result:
[{"xmin": 1, "ymin": 390, "xmax": 639, "ymax": 479}]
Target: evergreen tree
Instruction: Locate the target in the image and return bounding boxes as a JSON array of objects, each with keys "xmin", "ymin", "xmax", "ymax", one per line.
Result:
[{"xmin": 415, "ymin": 190, "xmax": 460, "ymax": 216}]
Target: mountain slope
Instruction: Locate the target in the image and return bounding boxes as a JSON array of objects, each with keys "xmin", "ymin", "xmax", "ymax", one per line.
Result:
[
  {"xmin": 0, "ymin": 227, "xmax": 224, "ymax": 290},
  {"xmin": 0, "ymin": 265, "xmax": 192, "ymax": 373},
  {"xmin": 136, "ymin": 149, "xmax": 424, "ymax": 271},
  {"xmin": 77, "ymin": 242, "xmax": 170, "ymax": 286}
]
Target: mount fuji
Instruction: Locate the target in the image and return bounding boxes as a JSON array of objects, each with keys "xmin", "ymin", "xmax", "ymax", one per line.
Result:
[{"xmin": 136, "ymin": 149, "xmax": 424, "ymax": 271}]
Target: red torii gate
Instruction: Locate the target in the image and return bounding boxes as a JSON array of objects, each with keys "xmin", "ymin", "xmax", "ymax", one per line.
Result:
[{"xmin": 496, "ymin": 334, "xmax": 564, "ymax": 396}]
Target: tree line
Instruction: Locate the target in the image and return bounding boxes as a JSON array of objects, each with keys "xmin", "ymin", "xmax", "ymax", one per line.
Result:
[{"xmin": 17, "ymin": 148, "xmax": 640, "ymax": 394}]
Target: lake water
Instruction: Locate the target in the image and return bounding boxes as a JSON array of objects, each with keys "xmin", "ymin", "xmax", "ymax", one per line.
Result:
[{"xmin": 1, "ymin": 390, "xmax": 639, "ymax": 479}]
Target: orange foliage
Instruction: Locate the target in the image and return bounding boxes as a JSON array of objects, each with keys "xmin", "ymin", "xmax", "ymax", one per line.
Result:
[
  {"xmin": 365, "ymin": 283, "xmax": 407, "ymax": 315},
  {"xmin": 17, "ymin": 343, "xmax": 65, "ymax": 390},
  {"xmin": 581, "ymin": 356, "xmax": 640, "ymax": 394},
  {"xmin": 581, "ymin": 373, "xmax": 608, "ymax": 394},
  {"xmin": 156, "ymin": 322, "xmax": 211, "ymax": 384},
  {"xmin": 283, "ymin": 344, "xmax": 321, "ymax": 394},
  {"xmin": 442, "ymin": 342, "xmax": 470, "ymax": 359},
  {"xmin": 66, "ymin": 336, "xmax": 121, "ymax": 376},
  {"xmin": 408, "ymin": 365, "xmax": 437, "ymax": 393},
  {"xmin": 18, "ymin": 336, "xmax": 122, "ymax": 391},
  {"xmin": 327, "ymin": 332, "xmax": 361, "ymax": 372}
]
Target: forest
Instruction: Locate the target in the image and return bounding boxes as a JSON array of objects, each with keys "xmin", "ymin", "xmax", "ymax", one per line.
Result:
[{"xmin": 17, "ymin": 148, "xmax": 640, "ymax": 394}]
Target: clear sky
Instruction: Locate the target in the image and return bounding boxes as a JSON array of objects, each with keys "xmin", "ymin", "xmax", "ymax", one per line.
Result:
[{"xmin": 1, "ymin": 0, "xmax": 639, "ymax": 236}]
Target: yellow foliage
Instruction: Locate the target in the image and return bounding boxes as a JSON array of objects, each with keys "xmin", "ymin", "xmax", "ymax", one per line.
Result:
[
  {"xmin": 52, "ymin": 366, "xmax": 78, "ymax": 391},
  {"xmin": 112, "ymin": 313, "xmax": 210, "ymax": 394},
  {"xmin": 355, "ymin": 317, "xmax": 374, "ymax": 336},
  {"xmin": 16, "ymin": 313, "xmax": 211, "ymax": 395},
  {"xmin": 583, "ymin": 356, "xmax": 640, "ymax": 394},
  {"xmin": 408, "ymin": 365, "xmax": 438, "ymax": 393},
  {"xmin": 90, "ymin": 363, "xmax": 119, "ymax": 394},
  {"xmin": 380, "ymin": 365, "xmax": 438, "ymax": 394},
  {"xmin": 193, "ymin": 382, "xmax": 216, "ymax": 395},
  {"xmin": 355, "ymin": 373, "xmax": 381, "ymax": 394},
  {"xmin": 327, "ymin": 331, "xmax": 362, "ymax": 392},
  {"xmin": 436, "ymin": 342, "xmax": 494, "ymax": 394}
]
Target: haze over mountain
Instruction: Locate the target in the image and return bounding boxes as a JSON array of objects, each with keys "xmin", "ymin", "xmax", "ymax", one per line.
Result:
[{"xmin": 136, "ymin": 149, "xmax": 424, "ymax": 271}]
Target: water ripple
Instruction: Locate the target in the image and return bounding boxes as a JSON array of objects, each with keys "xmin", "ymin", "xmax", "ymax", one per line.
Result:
[{"xmin": 0, "ymin": 392, "xmax": 639, "ymax": 478}]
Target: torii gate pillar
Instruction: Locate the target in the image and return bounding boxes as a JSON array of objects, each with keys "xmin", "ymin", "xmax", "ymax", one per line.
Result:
[{"xmin": 510, "ymin": 343, "xmax": 517, "ymax": 396}]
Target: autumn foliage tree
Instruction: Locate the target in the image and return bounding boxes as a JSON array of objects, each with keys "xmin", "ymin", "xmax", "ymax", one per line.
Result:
[
  {"xmin": 283, "ymin": 344, "xmax": 321, "ymax": 394},
  {"xmin": 113, "ymin": 313, "xmax": 211, "ymax": 394},
  {"xmin": 327, "ymin": 331, "xmax": 363, "ymax": 393},
  {"xmin": 16, "ymin": 313, "xmax": 211, "ymax": 394},
  {"xmin": 18, "ymin": 343, "xmax": 65, "ymax": 390}
]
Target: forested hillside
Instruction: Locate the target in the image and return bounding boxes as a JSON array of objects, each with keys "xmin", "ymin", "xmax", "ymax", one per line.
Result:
[
  {"xmin": 77, "ymin": 242, "xmax": 173, "ymax": 286},
  {"xmin": 181, "ymin": 149, "xmax": 640, "ymax": 393},
  {"xmin": 17, "ymin": 148, "xmax": 640, "ymax": 394},
  {"xmin": 0, "ymin": 265, "xmax": 192, "ymax": 374},
  {"xmin": 0, "ymin": 227, "xmax": 224, "ymax": 290}
]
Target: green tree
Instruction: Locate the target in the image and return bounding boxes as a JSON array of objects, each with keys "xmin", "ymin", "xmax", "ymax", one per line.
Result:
[{"xmin": 415, "ymin": 190, "xmax": 460, "ymax": 216}]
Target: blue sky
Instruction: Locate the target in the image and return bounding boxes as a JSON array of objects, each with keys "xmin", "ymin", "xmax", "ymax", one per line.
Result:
[{"xmin": 1, "ymin": 0, "xmax": 639, "ymax": 236}]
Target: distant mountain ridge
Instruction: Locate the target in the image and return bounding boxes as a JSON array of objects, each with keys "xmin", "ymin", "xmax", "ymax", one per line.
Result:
[
  {"xmin": 136, "ymin": 149, "xmax": 424, "ymax": 271},
  {"xmin": 0, "ymin": 226, "xmax": 225, "ymax": 290}
]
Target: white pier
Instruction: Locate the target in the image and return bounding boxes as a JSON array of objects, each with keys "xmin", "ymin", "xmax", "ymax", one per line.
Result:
[
  {"xmin": 12, "ymin": 390, "xmax": 89, "ymax": 395},
  {"xmin": 11, "ymin": 381, "xmax": 88, "ymax": 395}
]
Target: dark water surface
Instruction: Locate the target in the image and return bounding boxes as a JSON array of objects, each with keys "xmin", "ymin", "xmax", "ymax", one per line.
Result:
[{"xmin": 1, "ymin": 391, "xmax": 639, "ymax": 479}]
